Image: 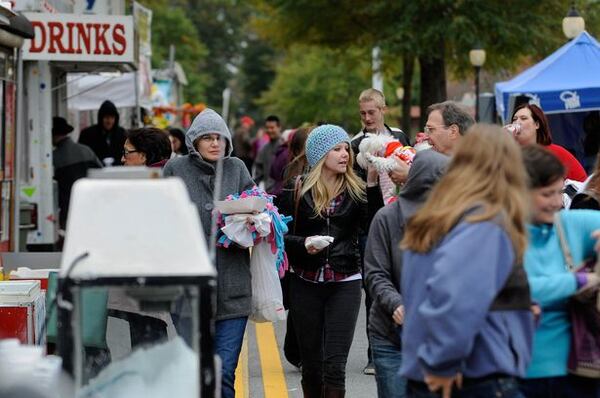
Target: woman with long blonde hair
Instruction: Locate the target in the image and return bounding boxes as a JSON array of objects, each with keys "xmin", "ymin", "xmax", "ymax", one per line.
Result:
[
  {"xmin": 400, "ymin": 125, "xmax": 535, "ymax": 398},
  {"xmin": 279, "ymin": 124, "xmax": 382, "ymax": 398}
]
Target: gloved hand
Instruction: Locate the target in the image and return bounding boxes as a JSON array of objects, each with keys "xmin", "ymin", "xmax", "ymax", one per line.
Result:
[{"xmin": 305, "ymin": 236, "xmax": 334, "ymax": 255}]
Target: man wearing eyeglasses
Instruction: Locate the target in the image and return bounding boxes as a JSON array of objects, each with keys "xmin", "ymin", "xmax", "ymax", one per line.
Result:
[{"xmin": 424, "ymin": 101, "xmax": 474, "ymax": 156}]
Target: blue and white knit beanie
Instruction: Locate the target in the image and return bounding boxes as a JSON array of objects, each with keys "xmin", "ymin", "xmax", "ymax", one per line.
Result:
[{"xmin": 305, "ymin": 124, "xmax": 351, "ymax": 167}]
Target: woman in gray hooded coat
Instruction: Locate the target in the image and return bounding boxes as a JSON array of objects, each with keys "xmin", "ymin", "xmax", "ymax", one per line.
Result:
[{"xmin": 164, "ymin": 108, "xmax": 254, "ymax": 398}]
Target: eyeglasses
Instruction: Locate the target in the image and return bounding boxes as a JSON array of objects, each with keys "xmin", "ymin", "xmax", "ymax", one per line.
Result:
[
  {"xmin": 423, "ymin": 124, "xmax": 450, "ymax": 135},
  {"xmin": 199, "ymin": 135, "xmax": 224, "ymax": 143},
  {"xmin": 122, "ymin": 148, "xmax": 139, "ymax": 156}
]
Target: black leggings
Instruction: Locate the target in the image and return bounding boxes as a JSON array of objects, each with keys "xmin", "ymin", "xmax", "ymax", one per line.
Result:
[{"xmin": 289, "ymin": 274, "xmax": 362, "ymax": 389}]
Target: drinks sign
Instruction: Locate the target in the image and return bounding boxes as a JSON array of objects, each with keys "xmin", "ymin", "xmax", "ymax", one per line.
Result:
[{"xmin": 22, "ymin": 13, "xmax": 134, "ymax": 63}]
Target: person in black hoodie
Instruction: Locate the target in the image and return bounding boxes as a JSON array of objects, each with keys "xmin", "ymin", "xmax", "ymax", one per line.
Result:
[{"xmin": 79, "ymin": 100, "xmax": 127, "ymax": 166}]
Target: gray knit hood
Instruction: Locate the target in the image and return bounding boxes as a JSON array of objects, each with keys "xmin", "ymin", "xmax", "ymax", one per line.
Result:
[
  {"xmin": 185, "ymin": 108, "xmax": 233, "ymax": 159},
  {"xmin": 398, "ymin": 149, "xmax": 450, "ymax": 218}
]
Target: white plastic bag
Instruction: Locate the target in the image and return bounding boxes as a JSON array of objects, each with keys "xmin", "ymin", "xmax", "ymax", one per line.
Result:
[
  {"xmin": 221, "ymin": 213, "xmax": 272, "ymax": 248},
  {"xmin": 249, "ymin": 242, "xmax": 286, "ymax": 323}
]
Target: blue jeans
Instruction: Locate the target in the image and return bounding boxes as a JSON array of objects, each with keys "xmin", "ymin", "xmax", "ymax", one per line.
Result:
[
  {"xmin": 519, "ymin": 375, "xmax": 600, "ymax": 398},
  {"xmin": 215, "ymin": 317, "xmax": 248, "ymax": 398},
  {"xmin": 407, "ymin": 377, "xmax": 524, "ymax": 398},
  {"xmin": 369, "ymin": 332, "xmax": 406, "ymax": 398}
]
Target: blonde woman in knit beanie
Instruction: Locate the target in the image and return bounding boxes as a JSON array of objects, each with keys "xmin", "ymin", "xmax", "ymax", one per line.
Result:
[{"xmin": 279, "ymin": 124, "xmax": 383, "ymax": 398}]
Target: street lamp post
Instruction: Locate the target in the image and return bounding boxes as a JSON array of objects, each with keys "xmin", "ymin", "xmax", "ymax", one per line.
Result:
[
  {"xmin": 469, "ymin": 45, "xmax": 486, "ymax": 122},
  {"xmin": 563, "ymin": 2, "xmax": 585, "ymax": 40}
]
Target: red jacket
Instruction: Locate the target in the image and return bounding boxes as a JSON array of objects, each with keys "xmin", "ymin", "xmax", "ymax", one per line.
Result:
[{"xmin": 547, "ymin": 144, "xmax": 587, "ymax": 182}]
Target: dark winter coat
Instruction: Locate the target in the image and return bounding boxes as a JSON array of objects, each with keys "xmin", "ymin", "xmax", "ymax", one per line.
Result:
[
  {"xmin": 53, "ymin": 137, "xmax": 103, "ymax": 229},
  {"xmin": 78, "ymin": 100, "xmax": 127, "ymax": 165},
  {"xmin": 279, "ymin": 181, "xmax": 383, "ymax": 275},
  {"xmin": 268, "ymin": 142, "xmax": 290, "ymax": 196}
]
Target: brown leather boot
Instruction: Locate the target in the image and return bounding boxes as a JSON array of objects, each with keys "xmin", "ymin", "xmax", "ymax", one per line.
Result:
[
  {"xmin": 322, "ymin": 384, "xmax": 345, "ymax": 398},
  {"xmin": 301, "ymin": 379, "xmax": 323, "ymax": 398}
]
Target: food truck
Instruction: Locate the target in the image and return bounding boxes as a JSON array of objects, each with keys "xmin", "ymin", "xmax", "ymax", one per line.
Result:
[
  {"xmin": 13, "ymin": 0, "xmax": 136, "ymax": 251},
  {"xmin": 0, "ymin": 6, "xmax": 33, "ymax": 252}
]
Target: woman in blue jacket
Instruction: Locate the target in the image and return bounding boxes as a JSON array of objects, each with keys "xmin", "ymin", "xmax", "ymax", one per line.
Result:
[
  {"xmin": 400, "ymin": 125, "xmax": 535, "ymax": 398},
  {"xmin": 520, "ymin": 145, "xmax": 600, "ymax": 398}
]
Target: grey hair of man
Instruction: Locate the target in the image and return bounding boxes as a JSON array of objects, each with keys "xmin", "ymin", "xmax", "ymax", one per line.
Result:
[{"xmin": 426, "ymin": 101, "xmax": 475, "ymax": 135}]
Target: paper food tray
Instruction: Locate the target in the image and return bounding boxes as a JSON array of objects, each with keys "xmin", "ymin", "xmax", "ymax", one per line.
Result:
[{"xmin": 214, "ymin": 196, "xmax": 268, "ymax": 214}]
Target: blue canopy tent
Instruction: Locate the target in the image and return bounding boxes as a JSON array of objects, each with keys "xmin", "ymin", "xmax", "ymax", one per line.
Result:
[{"xmin": 495, "ymin": 31, "xmax": 600, "ymax": 171}]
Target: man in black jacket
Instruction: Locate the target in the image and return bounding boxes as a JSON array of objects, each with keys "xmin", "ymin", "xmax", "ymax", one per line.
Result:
[
  {"xmin": 78, "ymin": 100, "xmax": 127, "ymax": 166},
  {"xmin": 53, "ymin": 117, "xmax": 102, "ymax": 230},
  {"xmin": 352, "ymin": 88, "xmax": 410, "ymax": 375},
  {"xmin": 352, "ymin": 88, "xmax": 410, "ymax": 178}
]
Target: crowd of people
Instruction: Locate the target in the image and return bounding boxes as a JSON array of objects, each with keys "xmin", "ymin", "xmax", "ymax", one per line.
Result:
[{"xmin": 51, "ymin": 88, "xmax": 600, "ymax": 398}]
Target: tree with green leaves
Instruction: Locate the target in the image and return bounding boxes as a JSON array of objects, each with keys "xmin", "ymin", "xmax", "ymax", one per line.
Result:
[
  {"xmin": 133, "ymin": 0, "xmax": 209, "ymax": 102},
  {"xmin": 183, "ymin": 0, "xmax": 280, "ymax": 120},
  {"xmin": 251, "ymin": 0, "xmax": 588, "ymax": 127},
  {"xmin": 257, "ymin": 45, "xmax": 371, "ymax": 132}
]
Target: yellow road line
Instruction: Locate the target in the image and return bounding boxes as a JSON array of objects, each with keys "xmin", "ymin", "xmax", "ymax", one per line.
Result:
[
  {"xmin": 255, "ymin": 322, "xmax": 289, "ymax": 398},
  {"xmin": 235, "ymin": 331, "xmax": 249, "ymax": 398}
]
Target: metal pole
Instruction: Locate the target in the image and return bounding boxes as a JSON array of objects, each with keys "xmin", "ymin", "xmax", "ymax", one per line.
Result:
[
  {"xmin": 221, "ymin": 88, "xmax": 231, "ymax": 126},
  {"xmin": 168, "ymin": 44, "xmax": 175, "ymax": 73},
  {"xmin": 134, "ymin": 70, "xmax": 141, "ymax": 127},
  {"xmin": 13, "ymin": 49, "xmax": 24, "ymax": 252},
  {"xmin": 475, "ymin": 66, "xmax": 481, "ymax": 122}
]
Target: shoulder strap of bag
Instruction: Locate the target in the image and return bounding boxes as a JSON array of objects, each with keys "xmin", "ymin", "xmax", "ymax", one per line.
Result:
[
  {"xmin": 554, "ymin": 212, "xmax": 576, "ymax": 272},
  {"xmin": 293, "ymin": 175, "xmax": 303, "ymax": 234}
]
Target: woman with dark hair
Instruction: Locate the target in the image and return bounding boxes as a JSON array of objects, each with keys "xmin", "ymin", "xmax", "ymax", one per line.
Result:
[
  {"xmin": 283, "ymin": 126, "xmax": 312, "ymax": 183},
  {"xmin": 168, "ymin": 127, "xmax": 189, "ymax": 156},
  {"xmin": 122, "ymin": 127, "xmax": 172, "ymax": 168},
  {"xmin": 511, "ymin": 104, "xmax": 587, "ymax": 181},
  {"xmin": 276, "ymin": 125, "xmax": 313, "ymax": 369},
  {"xmin": 519, "ymin": 145, "xmax": 600, "ymax": 397}
]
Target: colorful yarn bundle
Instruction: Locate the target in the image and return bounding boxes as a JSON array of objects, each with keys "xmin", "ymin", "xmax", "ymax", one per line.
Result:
[{"xmin": 217, "ymin": 187, "xmax": 292, "ymax": 276}]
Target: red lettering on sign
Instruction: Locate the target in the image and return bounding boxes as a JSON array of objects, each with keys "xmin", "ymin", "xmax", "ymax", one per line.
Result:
[
  {"xmin": 47, "ymin": 22, "xmax": 67, "ymax": 54},
  {"xmin": 29, "ymin": 21, "xmax": 46, "ymax": 53},
  {"xmin": 75, "ymin": 23, "xmax": 91, "ymax": 55},
  {"xmin": 93, "ymin": 23, "xmax": 111, "ymax": 55},
  {"xmin": 25, "ymin": 17, "xmax": 131, "ymax": 59},
  {"xmin": 64, "ymin": 23, "xmax": 76, "ymax": 54},
  {"xmin": 112, "ymin": 24, "xmax": 126, "ymax": 55}
]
